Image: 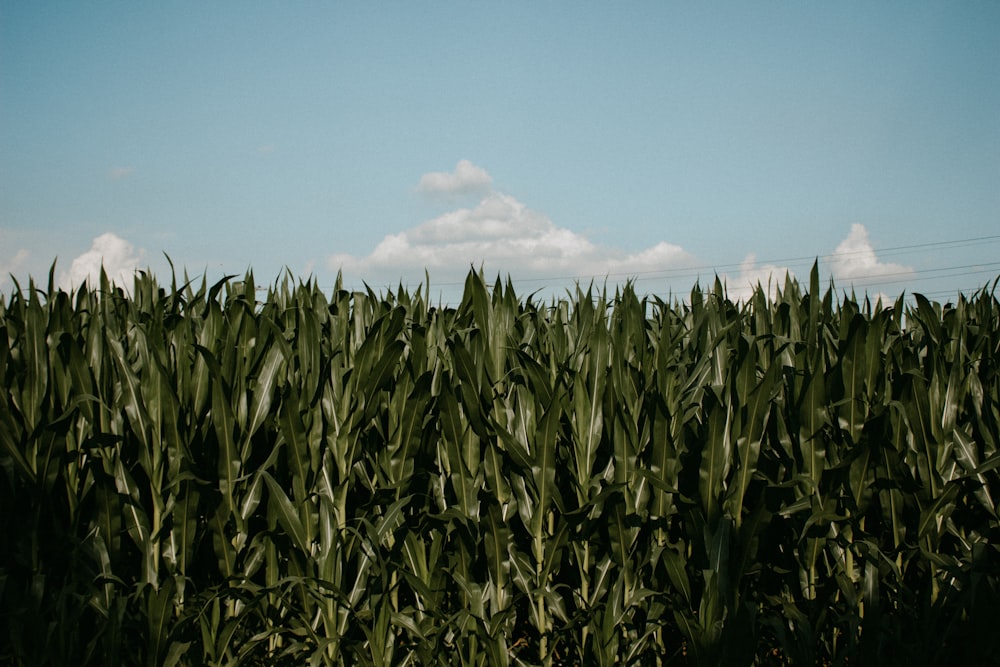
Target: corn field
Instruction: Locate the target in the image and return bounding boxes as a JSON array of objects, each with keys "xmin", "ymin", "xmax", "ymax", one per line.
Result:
[{"xmin": 1, "ymin": 265, "xmax": 999, "ymax": 666}]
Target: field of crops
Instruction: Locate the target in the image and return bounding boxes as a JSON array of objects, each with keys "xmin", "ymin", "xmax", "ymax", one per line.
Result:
[{"xmin": 2, "ymin": 266, "xmax": 999, "ymax": 665}]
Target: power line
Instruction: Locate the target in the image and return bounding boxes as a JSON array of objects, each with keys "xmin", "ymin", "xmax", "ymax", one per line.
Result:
[
  {"xmin": 412, "ymin": 233, "xmax": 1000, "ymax": 289},
  {"xmin": 293, "ymin": 241, "xmax": 1000, "ymax": 303},
  {"xmin": 259, "ymin": 232, "xmax": 999, "ymax": 295}
]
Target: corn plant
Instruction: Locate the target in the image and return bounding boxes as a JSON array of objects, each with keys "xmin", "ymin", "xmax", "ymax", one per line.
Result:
[{"xmin": 1, "ymin": 265, "xmax": 998, "ymax": 666}]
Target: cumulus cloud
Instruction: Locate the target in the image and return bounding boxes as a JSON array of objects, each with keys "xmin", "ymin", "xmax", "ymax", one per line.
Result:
[
  {"xmin": 830, "ymin": 224, "xmax": 913, "ymax": 282},
  {"xmin": 59, "ymin": 233, "xmax": 145, "ymax": 290},
  {"xmin": 824, "ymin": 223, "xmax": 913, "ymax": 304},
  {"xmin": 330, "ymin": 162, "xmax": 917, "ymax": 304},
  {"xmin": 416, "ymin": 159, "xmax": 494, "ymax": 198},
  {"xmin": 723, "ymin": 254, "xmax": 793, "ymax": 303},
  {"xmin": 723, "ymin": 224, "xmax": 914, "ymax": 304},
  {"xmin": 330, "ymin": 185, "xmax": 696, "ymax": 289},
  {"xmin": 333, "ymin": 162, "xmax": 699, "ymax": 296}
]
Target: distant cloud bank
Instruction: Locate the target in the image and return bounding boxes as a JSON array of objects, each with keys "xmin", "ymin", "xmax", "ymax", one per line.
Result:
[
  {"xmin": 726, "ymin": 223, "xmax": 915, "ymax": 302},
  {"xmin": 330, "ymin": 160, "xmax": 911, "ymax": 300},
  {"xmin": 12, "ymin": 161, "xmax": 914, "ymax": 302},
  {"xmin": 333, "ymin": 160, "xmax": 698, "ymax": 285}
]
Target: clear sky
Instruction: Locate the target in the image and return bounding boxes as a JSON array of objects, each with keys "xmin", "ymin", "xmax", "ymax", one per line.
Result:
[{"xmin": 2, "ymin": 1, "xmax": 998, "ymax": 303}]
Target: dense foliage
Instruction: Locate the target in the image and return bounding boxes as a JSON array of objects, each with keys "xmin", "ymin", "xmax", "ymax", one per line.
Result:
[{"xmin": 2, "ymin": 266, "xmax": 999, "ymax": 665}]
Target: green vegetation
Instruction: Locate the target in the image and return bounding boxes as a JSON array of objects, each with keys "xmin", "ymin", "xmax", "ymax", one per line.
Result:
[{"xmin": 1, "ymin": 265, "xmax": 999, "ymax": 665}]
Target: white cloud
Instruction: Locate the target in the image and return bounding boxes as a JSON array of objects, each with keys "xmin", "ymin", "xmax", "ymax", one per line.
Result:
[
  {"xmin": 331, "ymin": 163, "xmax": 918, "ymax": 304},
  {"xmin": 722, "ymin": 225, "xmax": 913, "ymax": 304},
  {"xmin": 330, "ymin": 187, "xmax": 697, "ymax": 290},
  {"xmin": 59, "ymin": 233, "xmax": 145, "ymax": 290},
  {"xmin": 109, "ymin": 166, "xmax": 134, "ymax": 180},
  {"xmin": 722, "ymin": 254, "xmax": 792, "ymax": 303},
  {"xmin": 829, "ymin": 223, "xmax": 913, "ymax": 304},
  {"xmin": 333, "ymin": 162, "xmax": 702, "ymax": 296},
  {"xmin": 416, "ymin": 159, "xmax": 493, "ymax": 198},
  {"xmin": 830, "ymin": 223, "xmax": 912, "ymax": 282}
]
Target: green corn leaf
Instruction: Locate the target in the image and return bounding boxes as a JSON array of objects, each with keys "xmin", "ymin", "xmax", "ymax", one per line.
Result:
[
  {"xmin": 19, "ymin": 288, "xmax": 48, "ymax": 434},
  {"xmin": 660, "ymin": 544, "xmax": 691, "ymax": 607},
  {"xmin": 700, "ymin": 392, "xmax": 733, "ymax": 525},
  {"xmin": 571, "ymin": 318, "xmax": 608, "ymax": 503},
  {"xmin": 0, "ymin": 400, "xmax": 31, "ymax": 480},
  {"xmin": 726, "ymin": 358, "xmax": 778, "ymax": 525},
  {"xmin": 440, "ymin": 384, "xmax": 482, "ymax": 519},
  {"xmin": 107, "ymin": 335, "xmax": 154, "ymax": 454},
  {"xmin": 278, "ymin": 388, "xmax": 312, "ymax": 507},
  {"xmin": 166, "ymin": 482, "xmax": 199, "ymax": 580},
  {"xmin": 848, "ymin": 442, "xmax": 875, "ymax": 513},
  {"xmin": 484, "ymin": 504, "xmax": 513, "ymax": 614},
  {"xmin": 917, "ymin": 481, "xmax": 961, "ymax": 540},
  {"xmin": 145, "ymin": 579, "xmax": 176, "ymax": 667},
  {"xmin": 953, "ymin": 427, "xmax": 996, "ymax": 515},
  {"xmin": 532, "ymin": 386, "xmax": 565, "ymax": 536},
  {"xmin": 385, "ymin": 370, "xmax": 432, "ymax": 489},
  {"xmin": 798, "ymin": 364, "xmax": 828, "ymax": 490},
  {"xmin": 374, "ymin": 494, "xmax": 411, "ymax": 547},
  {"xmin": 208, "ymin": 358, "xmax": 241, "ymax": 518},
  {"xmin": 94, "ymin": 470, "xmax": 123, "ymax": 564},
  {"xmin": 113, "ymin": 454, "xmax": 157, "ymax": 580},
  {"xmin": 900, "ymin": 378, "xmax": 941, "ymax": 500},
  {"xmin": 913, "ymin": 293, "xmax": 942, "ymax": 345},
  {"xmin": 245, "ymin": 336, "xmax": 286, "ymax": 442},
  {"xmin": 262, "ymin": 470, "xmax": 309, "ymax": 555},
  {"xmin": 838, "ymin": 314, "xmax": 868, "ymax": 445}
]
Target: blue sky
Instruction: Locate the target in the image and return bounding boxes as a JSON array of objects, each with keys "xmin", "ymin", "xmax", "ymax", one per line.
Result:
[{"xmin": 2, "ymin": 1, "xmax": 998, "ymax": 303}]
